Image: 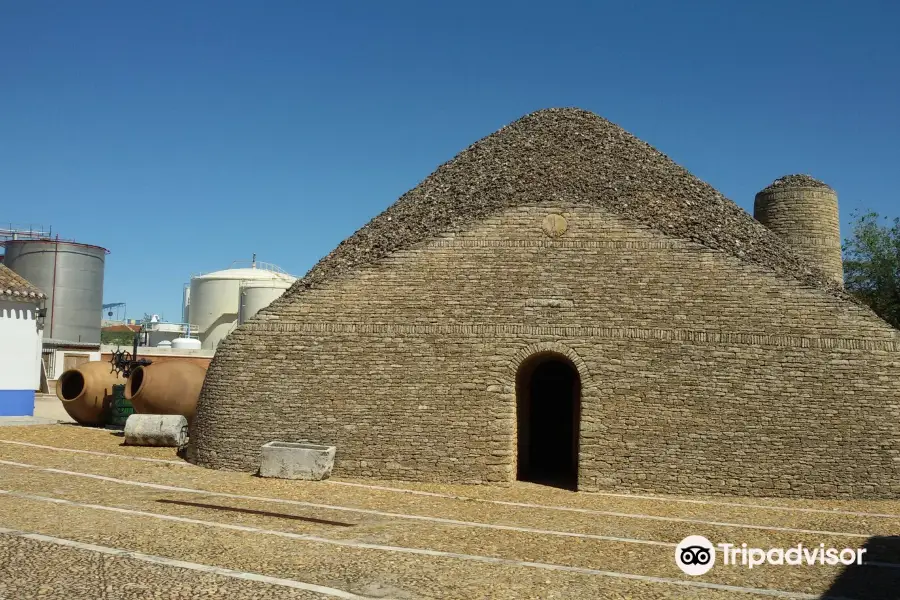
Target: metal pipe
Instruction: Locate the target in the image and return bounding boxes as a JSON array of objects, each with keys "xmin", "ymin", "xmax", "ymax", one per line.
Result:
[{"xmin": 49, "ymin": 237, "xmax": 59, "ymax": 338}]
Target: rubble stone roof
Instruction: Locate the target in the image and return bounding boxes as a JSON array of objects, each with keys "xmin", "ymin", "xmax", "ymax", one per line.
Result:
[
  {"xmin": 284, "ymin": 108, "xmax": 849, "ymax": 303},
  {"xmin": 761, "ymin": 174, "xmax": 833, "ymax": 192}
]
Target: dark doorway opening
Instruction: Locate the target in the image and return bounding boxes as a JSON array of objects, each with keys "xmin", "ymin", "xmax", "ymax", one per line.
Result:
[{"xmin": 516, "ymin": 352, "xmax": 581, "ymax": 490}]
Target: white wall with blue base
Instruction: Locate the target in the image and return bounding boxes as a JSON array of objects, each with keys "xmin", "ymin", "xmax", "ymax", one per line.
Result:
[{"xmin": 0, "ymin": 301, "xmax": 42, "ymax": 417}]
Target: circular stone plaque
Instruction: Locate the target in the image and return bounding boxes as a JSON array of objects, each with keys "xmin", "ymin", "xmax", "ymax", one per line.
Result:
[{"xmin": 541, "ymin": 214, "xmax": 568, "ymax": 237}]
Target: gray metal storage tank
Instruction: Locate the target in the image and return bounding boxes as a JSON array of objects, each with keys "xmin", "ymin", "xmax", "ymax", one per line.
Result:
[{"xmin": 3, "ymin": 239, "xmax": 108, "ymax": 344}]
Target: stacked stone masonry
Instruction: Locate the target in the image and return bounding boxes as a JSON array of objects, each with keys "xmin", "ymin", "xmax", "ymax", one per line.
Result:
[
  {"xmin": 754, "ymin": 184, "xmax": 844, "ymax": 286},
  {"xmin": 190, "ymin": 204, "xmax": 900, "ymax": 499}
]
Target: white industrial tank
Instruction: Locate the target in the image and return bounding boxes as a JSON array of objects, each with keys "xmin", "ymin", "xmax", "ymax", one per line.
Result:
[
  {"xmin": 172, "ymin": 337, "xmax": 202, "ymax": 350},
  {"xmin": 188, "ymin": 260, "xmax": 295, "ymax": 351},
  {"xmin": 146, "ymin": 322, "xmax": 185, "ymax": 347},
  {"xmin": 238, "ymin": 278, "xmax": 294, "ymax": 325},
  {"xmin": 182, "ymin": 285, "xmax": 191, "ymax": 325}
]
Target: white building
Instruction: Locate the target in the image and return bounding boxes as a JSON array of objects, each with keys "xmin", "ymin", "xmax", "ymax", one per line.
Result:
[{"xmin": 0, "ymin": 264, "xmax": 45, "ymax": 416}]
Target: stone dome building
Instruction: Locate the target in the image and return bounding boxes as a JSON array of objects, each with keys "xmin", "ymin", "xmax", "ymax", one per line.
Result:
[{"xmin": 188, "ymin": 108, "xmax": 900, "ymax": 499}]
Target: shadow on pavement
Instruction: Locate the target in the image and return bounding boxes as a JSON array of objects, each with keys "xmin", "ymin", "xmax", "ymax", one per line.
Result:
[
  {"xmin": 821, "ymin": 535, "xmax": 900, "ymax": 599},
  {"xmin": 156, "ymin": 498, "xmax": 356, "ymax": 527}
]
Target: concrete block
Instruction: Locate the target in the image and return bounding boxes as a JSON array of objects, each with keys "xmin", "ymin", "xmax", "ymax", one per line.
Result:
[
  {"xmin": 124, "ymin": 414, "xmax": 188, "ymax": 447},
  {"xmin": 259, "ymin": 441, "xmax": 336, "ymax": 481}
]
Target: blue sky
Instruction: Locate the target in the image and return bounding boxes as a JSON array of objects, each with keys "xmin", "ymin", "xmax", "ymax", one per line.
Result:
[{"xmin": 2, "ymin": 1, "xmax": 898, "ymax": 320}]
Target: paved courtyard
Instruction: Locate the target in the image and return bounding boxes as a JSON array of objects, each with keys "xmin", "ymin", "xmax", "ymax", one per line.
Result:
[{"xmin": 0, "ymin": 423, "xmax": 897, "ymax": 599}]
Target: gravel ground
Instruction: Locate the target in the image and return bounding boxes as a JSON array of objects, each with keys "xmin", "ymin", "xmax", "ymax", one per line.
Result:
[
  {"xmin": 0, "ymin": 424, "xmax": 898, "ymax": 599},
  {"xmin": 0, "ymin": 493, "xmax": 790, "ymax": 600},
  {"xmin": 0, "ymin": 535, "xmax": 335, "ymax": 600},
  {"xmin": 0, "ymin": 423, "xmax": 178, "ymax": 460},
  {"xmin": 0, "ymin": 434, "xmax": 896, "ymax": 539},
  {"xmin": 0, "ymin": 465, "xmax": 886, "ymax": 597},
  {"xmin": 10, "ymin": 425, "xmax": 900, "ymax": 519}
]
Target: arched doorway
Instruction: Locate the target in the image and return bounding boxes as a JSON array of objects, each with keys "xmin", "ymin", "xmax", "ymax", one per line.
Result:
[{"xmin": 516, "ymin": 352, "xmax": 581, "ymax": 490}]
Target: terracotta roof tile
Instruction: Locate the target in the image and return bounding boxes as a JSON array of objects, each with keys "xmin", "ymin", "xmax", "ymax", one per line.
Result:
[{"xmin": 0, "ymin": 263, "xmax": 45, "ymax": 301}]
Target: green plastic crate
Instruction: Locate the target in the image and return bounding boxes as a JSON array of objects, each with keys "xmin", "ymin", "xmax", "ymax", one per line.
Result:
[{"xmin": 108, "ymin": 384, "xmax": 134, "ymax": 427}]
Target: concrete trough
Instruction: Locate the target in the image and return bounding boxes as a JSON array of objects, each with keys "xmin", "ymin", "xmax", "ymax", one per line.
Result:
[
  {"xmin": 259, "ymin": 441, "xmax": 336, "ymax": 481},
  {"xmin": 124, "ymin": 414, "xmax": 189, "ymax": 447}
]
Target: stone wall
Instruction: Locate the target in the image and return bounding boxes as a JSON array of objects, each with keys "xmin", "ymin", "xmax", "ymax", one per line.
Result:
[
  {"xmin": 754, "ymin": 184, "xmax": 844, "ymax": 286},
  {"xmin": 190, "ymin": 204, "xmax": 900, "ymax": 499}
]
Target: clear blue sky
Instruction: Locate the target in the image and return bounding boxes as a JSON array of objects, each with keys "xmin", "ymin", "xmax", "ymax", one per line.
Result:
[{"xmin": 2, "ymin": 1, "xmax": 898, "ymax": 321}]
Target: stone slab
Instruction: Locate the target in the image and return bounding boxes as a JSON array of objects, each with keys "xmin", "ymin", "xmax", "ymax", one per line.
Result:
[
  {"xmin": 124, "ymin": 414, "xmax": 188, "ymax": 447},
  {"xmin": 259, "ymin": 441, "xmax": 336, "ymax": 481},
  {"xmin": 0, "ymin": 416, "xmax": 62, "ymax": 427}
]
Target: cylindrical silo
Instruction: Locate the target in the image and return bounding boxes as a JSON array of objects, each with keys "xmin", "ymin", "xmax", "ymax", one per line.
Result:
[
  {"xmin": 189, "ymin": 264, "xmax": 295, "ymax": 350},
  {"xmin": 754, "ymin": 174, "xmax": 843, "ymax": 286},
  {"xmin": 3, "ymin": 239, "xmax": 108, "ymax": 343},
  {"xmin": 182, "ymin": 284, "xmax": 191, "ymax": 325},
  {"xmin": 238, "ymin": 279, "xmax": 294, "ymax": 325},
  {"xmin": 172, "ymin": 337, "xmax": 202, "ymax": 350}
]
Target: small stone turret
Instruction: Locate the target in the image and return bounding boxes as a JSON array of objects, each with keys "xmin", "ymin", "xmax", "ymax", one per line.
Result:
[{"xmin": 754, "ymin": 174, "xmax": 843, "ymax": 286}]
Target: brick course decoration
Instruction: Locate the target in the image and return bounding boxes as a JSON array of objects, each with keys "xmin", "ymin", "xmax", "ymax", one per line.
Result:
[{"xmin": 188, "ymin": 108, "xmax": 900, "ymax": 499}]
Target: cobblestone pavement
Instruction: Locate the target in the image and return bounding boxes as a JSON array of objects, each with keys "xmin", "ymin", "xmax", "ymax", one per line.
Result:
[{"xmin": 0, "ymin": 425, "xmax": 898, "ymax": 599}]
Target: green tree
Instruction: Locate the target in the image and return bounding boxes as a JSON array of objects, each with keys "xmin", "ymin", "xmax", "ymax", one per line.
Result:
[
  {"xmin": 100, "ymin": 330, "xmax": 137, "ymax": 346},
  {"xmin": 843, "ymin": 211, "xmax": 900, "ymax": 329}
]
